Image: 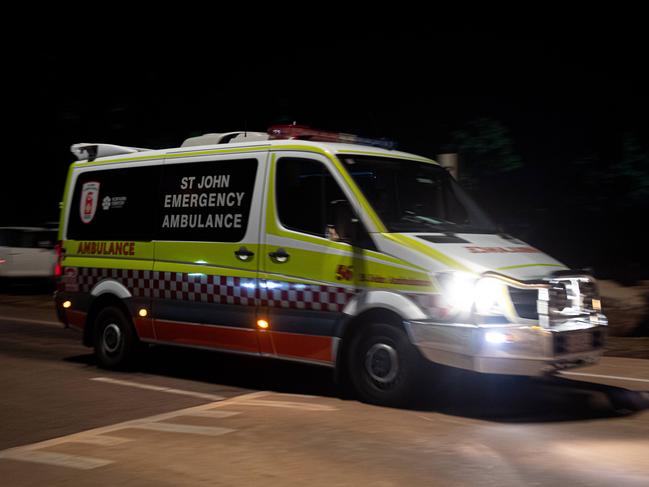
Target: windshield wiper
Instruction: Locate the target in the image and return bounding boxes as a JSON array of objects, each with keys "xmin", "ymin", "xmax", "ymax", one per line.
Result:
[
  {"xmin": 400, "ymin": 212, "xmax": 459, "ymax": 233},
  {"xmin": 394, "ymin": 218, "xmax": 458, "ymax": 234}
]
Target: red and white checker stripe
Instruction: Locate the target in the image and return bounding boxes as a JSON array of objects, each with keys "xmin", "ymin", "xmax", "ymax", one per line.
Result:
[
  {"xmin": 68, "ymin": 267, "xmax": 356, "ymax": 312},
  {"xmin": 258, "ymin": 282, "xmax": 356, "ymax": 312},
  {"xmin": 66, "ymin": 267, "xmax": 437, "ymax": 315}
]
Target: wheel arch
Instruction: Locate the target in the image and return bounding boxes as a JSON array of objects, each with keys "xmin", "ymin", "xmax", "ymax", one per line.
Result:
[
  {"xmin": 91, "ymin": 279, "xmax": 132, "ymax": 299},
  {"xmin": 341, "ymin": 290, "xmax": 427, "ymax": 322},
  {"xmin": 333, "ymin": 306, "xmax": 410, "ymax": 384},
  {"xmin": 334, "ymin": 289, "xmax": 425, "ymax": 375}
]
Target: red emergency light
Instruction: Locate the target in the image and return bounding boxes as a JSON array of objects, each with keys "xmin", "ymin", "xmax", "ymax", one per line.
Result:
[
  {"xmin": 54, "ymin": 241, "xmax": 63, "ymax": 279},
  {"xmin": 267, "ymin": 124, "xmax": 397, "ymax": 150}
]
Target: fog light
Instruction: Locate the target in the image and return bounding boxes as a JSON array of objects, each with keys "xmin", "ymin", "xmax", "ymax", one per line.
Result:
[
  {"xmin": 485, "ymin": 331, "xmax": 511, "ymax": 344},
  {"xmin": 62, "ymin": 300, "xmax": 72, "ymax": 309},
  {"xmin": 138, "ymin": 308, "xmax": 148, "ymax": 317}
]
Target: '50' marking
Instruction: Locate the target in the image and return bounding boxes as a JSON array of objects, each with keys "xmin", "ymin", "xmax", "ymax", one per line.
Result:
[{"xmin": 335, "ymin": 265, "xmax": 353, "ymax": 281}]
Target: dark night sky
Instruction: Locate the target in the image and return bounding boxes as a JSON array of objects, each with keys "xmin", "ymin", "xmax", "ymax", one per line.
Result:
[{"xmin": 4, "ymin": 31, "xmax": 648, "ymax": 276}]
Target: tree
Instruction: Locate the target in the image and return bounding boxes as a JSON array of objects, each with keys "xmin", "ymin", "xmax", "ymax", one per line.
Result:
[
  {"xmin": 452, "ymin": 117, "xmax": 522, "ymax": 190},
  {"xmin": 607, "ymin": 132, "xmax": 649, "ymax": 205}
]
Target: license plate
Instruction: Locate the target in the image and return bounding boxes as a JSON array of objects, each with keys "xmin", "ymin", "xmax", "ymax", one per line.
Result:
[{"xmin": 562, "ymin": 332, "xmax": 594, "ymax": 353}]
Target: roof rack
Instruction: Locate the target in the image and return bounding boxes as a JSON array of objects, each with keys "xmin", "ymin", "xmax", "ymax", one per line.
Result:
[
  {"xmin": 181, "ymin": 131, "xmax": 269, "ymax": 147},
  {"xmin": 70, "ymin": 143, "xmax": 150, "ymax": 162}
]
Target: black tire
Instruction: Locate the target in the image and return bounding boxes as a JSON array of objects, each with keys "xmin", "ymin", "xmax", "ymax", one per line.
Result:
[
  {"xmin": 348, "ymin": 322, "xmax": 422, "ymax": 407},
  {"xmin": 93, "ymin": 306, "xmax": 139, "ymax": 370}
]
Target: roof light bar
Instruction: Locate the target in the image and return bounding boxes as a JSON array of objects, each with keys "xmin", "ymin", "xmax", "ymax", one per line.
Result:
[{"xmin": 267, "ymin": 124, "xmax": 397, "ymax": 150}]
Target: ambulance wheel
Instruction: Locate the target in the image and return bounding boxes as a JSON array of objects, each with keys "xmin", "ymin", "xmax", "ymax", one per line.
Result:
[
  {"xmin": 348, "ymin": 323, "xmax": 420, "ymax": 407},
  {"xmin": 94, "ymin": 306, "xmax": 139, "ymax": 370}
]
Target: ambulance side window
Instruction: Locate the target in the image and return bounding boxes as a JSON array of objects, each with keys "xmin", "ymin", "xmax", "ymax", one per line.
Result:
[
  {"xmin": 67, "ymin": 166, "xmax": 160, "ymax": 241},
  {"xmin": 275, "ymin": 158, "xmax": 348, "ymax": 238},
  {"xmin": 157, "ymin": 158, "xmax": 257, "ymax": 242}
]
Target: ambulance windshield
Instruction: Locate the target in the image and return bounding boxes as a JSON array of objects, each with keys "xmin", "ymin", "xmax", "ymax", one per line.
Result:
[{"xmin": 340, "ymin": 156, "xmax": 498, "ymax": 234}]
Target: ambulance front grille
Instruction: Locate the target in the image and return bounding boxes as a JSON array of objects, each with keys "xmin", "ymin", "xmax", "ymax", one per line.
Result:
[
  {"xmin": 508, "ymin": 277, "xmax": 599, "ymax": 324},
  {"xmin": 508, "ymin": 287, "xmax": 539, "ymax": 320}
]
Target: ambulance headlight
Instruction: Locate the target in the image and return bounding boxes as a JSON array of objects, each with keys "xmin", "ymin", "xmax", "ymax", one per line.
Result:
[
  {"xmin": 474, "ymin": 277, "xmax": 508, "ymax": 315},
  {"xmin": 436, "ymin": 273, "xmax": 508, "ymax": 315},
  {"xmin": 437, "ymin": 272, "xmax": 476, "ymax": 312}
]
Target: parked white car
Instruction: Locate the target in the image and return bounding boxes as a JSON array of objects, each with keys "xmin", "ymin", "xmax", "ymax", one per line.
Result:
[{"xmin": 0, "ymin": 227, "xmax": 58, "ymax": 280}]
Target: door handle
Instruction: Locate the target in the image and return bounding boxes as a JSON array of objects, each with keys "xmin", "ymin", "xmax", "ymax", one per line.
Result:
[
  {"xmin": 268, "ymin": 248, "xmax": 290, "ymax": 263},
  {"xmin": 234, "ymin": 246, "xmax": 255, "ymax": 261}
]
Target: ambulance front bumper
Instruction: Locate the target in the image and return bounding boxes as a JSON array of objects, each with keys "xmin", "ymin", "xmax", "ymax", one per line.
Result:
[{"xmin": 404, "ymin": 317, "xmax": 607, "ymax": 376}]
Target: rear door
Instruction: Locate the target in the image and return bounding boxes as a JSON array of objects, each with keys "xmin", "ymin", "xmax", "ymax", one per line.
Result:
[
  {"xmin": 152, "ymin": 149, "xmax": 266, "ymax": 354},
  {"xmin": 63, "ymin": 161, "xmax": 162, "ymax": 335}
]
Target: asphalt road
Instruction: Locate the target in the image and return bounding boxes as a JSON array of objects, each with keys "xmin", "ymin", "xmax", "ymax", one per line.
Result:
[{"xmin": 1, "ymin": 295, "xmax": 649, "ymax": 486}]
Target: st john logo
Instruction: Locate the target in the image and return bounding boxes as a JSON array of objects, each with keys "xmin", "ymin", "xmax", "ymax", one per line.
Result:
[{"xmin": 79, "ymin": 181, "xmax": 100, "ymax": 224}]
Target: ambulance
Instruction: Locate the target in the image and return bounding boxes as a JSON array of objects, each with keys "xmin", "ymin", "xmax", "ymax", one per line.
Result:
[{"xmin": 54, "ymin": 125, "xmax": 607, "ymax": 406}]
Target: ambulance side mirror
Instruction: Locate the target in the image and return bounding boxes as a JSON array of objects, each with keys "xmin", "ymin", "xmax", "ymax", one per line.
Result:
[{"xmin": 328, "ymin": 199, "xmax": 360, "ymax": 245}]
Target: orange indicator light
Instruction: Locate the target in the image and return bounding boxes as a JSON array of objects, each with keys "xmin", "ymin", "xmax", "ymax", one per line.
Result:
[
  {"xmin": 62, "ymin": 300, "xmax": 72, "ymax": 309},
  {"xmin": 592, "ymin": 299, "xmax": 601, "ymax": 311},
  {"xmin": 257, "ymin": 319, "xmax": 270, "ymax": 329},
  {"xmin": 138, "ymin": 308, "xmax": 148, "ymax": 317}
]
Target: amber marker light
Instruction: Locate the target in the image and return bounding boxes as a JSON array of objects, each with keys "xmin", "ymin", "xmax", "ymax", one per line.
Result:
[
  {"xmin": 138, "ymin": 308, "xmax": 148, "ymax": 318},
  {"xmin": 257, "ymin": 319, "xmax": 270, "ymax": 329},
  {"xmin": 62, "ymin": 300, "xmax": 72, "ymax": 309}
]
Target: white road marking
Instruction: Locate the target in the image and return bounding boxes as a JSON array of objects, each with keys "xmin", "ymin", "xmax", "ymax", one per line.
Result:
[
  {"xmin": 273, "ymin": 392, "xmax": 317, "ymax": 399},
  {"xmin": 130, "ymin": 423, "xmax": 235, "ymax": 436},
  {"xmin": 0, "ymin": 315, "xmax": 60, "ymax": 327},
  {"xmin": 67, "ymin": 435, "xmax": 133, "ymax": 446},
  {"xmin": 0, "ymin": 391, "xmax": 270, "ymax": 470},
  {"xmin": 0, "ymin": 450, "xmax": 113, "ymax": 470},
  {"xmin": 91, "ymin": 377, "xmax": 225, "ymax": 401},
  {"xmin": 416, "ymin": 413, "xmax": 489, "ymax": 428},
  {"xmin": 560, "ymin": 371, "xmax": 649, "ymax": 384},
  {"xmin": 184, "ymin": 410, "xmax": 241, "ymax": 418},
  {"xmin": 237, "ymin": 399, "xmax": 337, "ymax": 411},
  {"xmin": 0, "ymin": 391, "xmax": 332, "ymax": 471}
]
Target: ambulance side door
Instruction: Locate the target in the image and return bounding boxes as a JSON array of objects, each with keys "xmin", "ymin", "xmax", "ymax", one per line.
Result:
[
  {"xmin": 152, "ymin": 150, "xmax": 266, "ymax": 354},
  {"xmin": 258, "ymin": 151, "xmax": 361, "ymax": 365}
]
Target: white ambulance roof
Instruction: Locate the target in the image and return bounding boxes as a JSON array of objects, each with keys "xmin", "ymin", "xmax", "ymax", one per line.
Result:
[
  {"xmin": 166, "ymin": 139, "xmax": 438, "ymax": 164},
  {"xmin": 71, "ymin": 139, "xmax": 438, "ymax": 166}
]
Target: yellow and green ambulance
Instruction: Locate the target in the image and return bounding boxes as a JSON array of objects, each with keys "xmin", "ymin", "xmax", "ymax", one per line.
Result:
[{"xmin": 54, "ymin": 125, "xmax": 607, "ymax": 405}]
